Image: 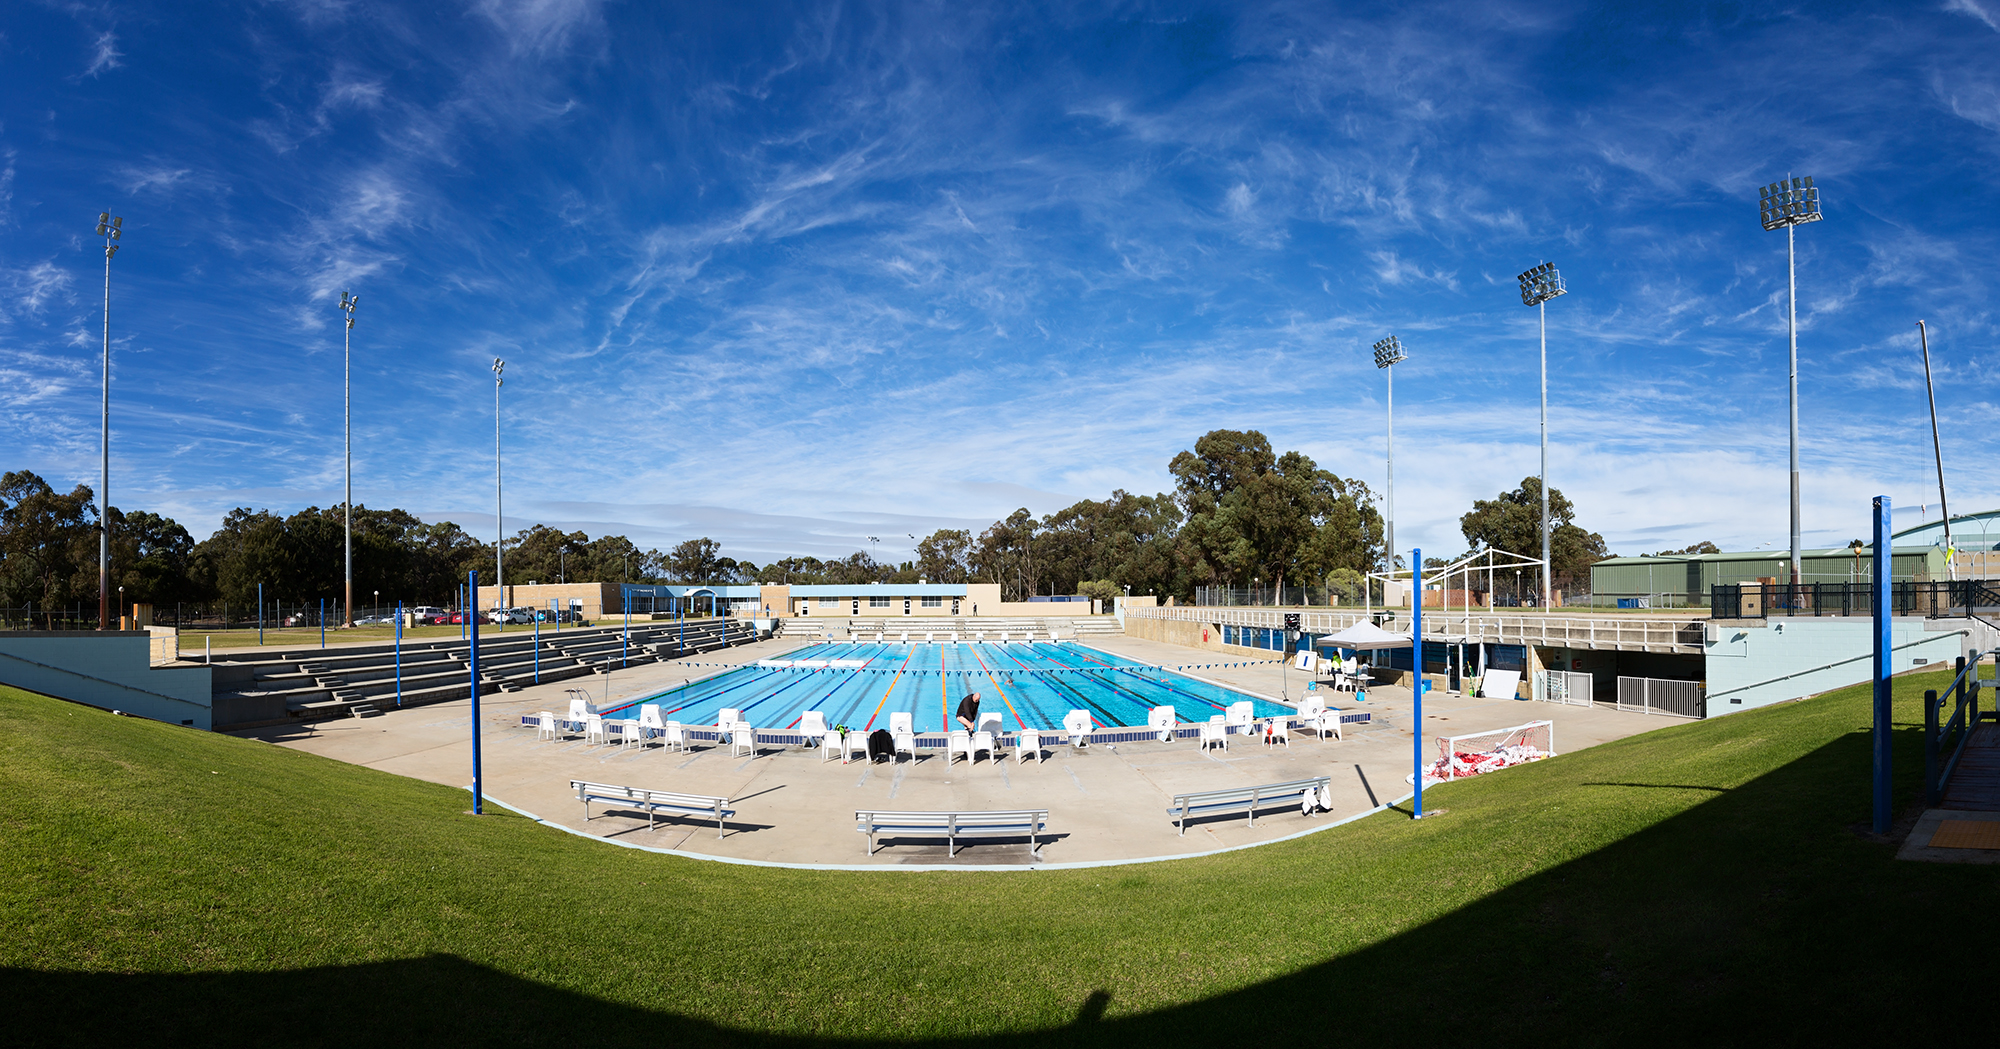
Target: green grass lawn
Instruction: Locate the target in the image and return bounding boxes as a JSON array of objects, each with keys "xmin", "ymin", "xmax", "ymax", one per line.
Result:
[{"xmin": 1, "ymin": 670, "xmax": 1986, "ymax": 1046}]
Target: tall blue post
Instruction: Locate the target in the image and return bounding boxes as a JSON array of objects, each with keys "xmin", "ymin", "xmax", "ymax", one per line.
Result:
[
  {"xmin": 395, "ymin": 601, "xmax": 404, "ymax": 706},
  {"xmin": 469, "ymin": 569, "xmax": 483, "ymax": 815},
  {"xmin": 533, "ymin": 609, "xmax": 540, "ymax": 684},
  {"xmin": 1872, "ymin": 496, "xmax": 1893, "ymax": 834},
  {"xmin": 623, "ymin": 589, "xmax": 631, "ymax": 668},
  {"xmin": 319, "ymin": 597, "xmax": 326, "ymax": 648},
  {"xmin": 257, "ymin": 583, "xmax": 264, "ymax": 645},
  {"xmin": 1412, "ymin": 547, "xmax": 1426, "ymax": 819}
]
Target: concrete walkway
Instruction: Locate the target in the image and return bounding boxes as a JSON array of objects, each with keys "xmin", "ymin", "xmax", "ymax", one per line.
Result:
[{"xmin": 236, "ymin": 633, "xmax": 1671, "ymax": 868}]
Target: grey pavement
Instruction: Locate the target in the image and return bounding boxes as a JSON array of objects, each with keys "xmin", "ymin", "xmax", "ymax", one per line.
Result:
[{"xmin": 238, "ymin": 632, "xmax": 1671, "ymax": 867}]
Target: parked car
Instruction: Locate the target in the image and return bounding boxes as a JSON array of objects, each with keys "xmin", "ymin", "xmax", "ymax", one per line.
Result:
[
  {"xmin": 486, "ymin": 607, "xmax": 533, "ymax": 625},
  {"xmin": 533, "ymin": 608, "xmax": 586, "ymax": 624},
  {"xmin": 411, "ymin": 606, "xmax": 446, "ymax": 624},
  {"xmin": 283, "ymin": 613, "xmax": 310, "ymax": 627}
]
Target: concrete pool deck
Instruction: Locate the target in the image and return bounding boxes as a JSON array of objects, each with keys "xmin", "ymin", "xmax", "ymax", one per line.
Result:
[{"xmin": 235, "ymin": 633, "xmax": 1670, "ymax": 868}]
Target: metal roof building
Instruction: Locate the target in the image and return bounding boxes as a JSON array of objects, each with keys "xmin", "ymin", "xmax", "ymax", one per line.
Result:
[{"xmin": 1588, "ymin": 546, "xmax": 1941, "ymax": 607}]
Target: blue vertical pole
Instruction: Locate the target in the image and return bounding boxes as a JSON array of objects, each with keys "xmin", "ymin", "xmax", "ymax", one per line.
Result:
[
  {"xmin": 1412, "ymin": 548, "xmax": 1425, "ymax": 819},
  {"xmin": 533, "ymin": 610, "xmax": 540, "ymax": 684},
  {"xmin": 257, "ymin": 583, "xmax": 264, "ymax": 645},
  {"xmin": 395, "ymin": 601, "xmax": 403, "ymax": 705},
  {"xmin": 320, "ymin": 597, "xmax": 326, "ymax": 648},
  {"xmin": 623, "ymin": 589, "xmax": 630, "ymax": 668},
  {"xmin": 1872, "ymin": 496, "xmax": 1893, "ymax": 834},
  {"xmin": 469, "ymin": 569, "xmax": 483, "ymax": 815}
]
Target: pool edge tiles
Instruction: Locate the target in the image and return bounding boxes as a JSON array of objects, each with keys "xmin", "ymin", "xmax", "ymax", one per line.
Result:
[{"xmin": 603, "ymin": 642, "xmax": 1293, "ymax": 734}]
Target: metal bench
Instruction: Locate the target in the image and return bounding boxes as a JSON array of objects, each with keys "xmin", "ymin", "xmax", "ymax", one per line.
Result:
[
  {"xmin": 855, "ymin": 808, "xmax": 1049, "ymax": 857},
  {"xmin": 570, "ymin": 780, "xmax": 735, "ymax": 837},
  {"xmin": 1167, "ymin": 775, "xmax": 1331, "ymax": 835}
]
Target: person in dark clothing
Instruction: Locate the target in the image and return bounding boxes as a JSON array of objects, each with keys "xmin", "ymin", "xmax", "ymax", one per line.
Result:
[{"xmin": 954, "ymin": 692, "xmax": 981, "ymax": 732}]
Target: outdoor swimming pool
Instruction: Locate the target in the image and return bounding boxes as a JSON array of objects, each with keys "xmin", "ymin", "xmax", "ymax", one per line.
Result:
[{"xmin": 603, "ymin": 642, "xmax": 1291, "ymax": 733}]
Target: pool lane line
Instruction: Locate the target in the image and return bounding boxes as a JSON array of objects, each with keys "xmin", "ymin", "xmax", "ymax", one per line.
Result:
[
  {"xmin": 993, "ymin": 644, "xmax": 1117, "ymax": 729},
  {"xmin": 968, "ymin": 645, "xmax": 1029, "ymax": 731},
  {"xmin": 861, "ymin": 646, "xmax": 918, "ymax": 730},
  {"xmin": 1044, "ymin": 644, "xmax": 1235, "ymax": 717}
]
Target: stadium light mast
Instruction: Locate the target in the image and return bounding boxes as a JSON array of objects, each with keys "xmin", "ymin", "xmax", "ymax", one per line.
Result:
[
  {"xmin": 493, "ymin": 358, "xmax": 505, "ymax": 611},
  {"xmin": 93, "ymin": 212, "xmax": 123, "ymax": 630},
  {"xmin": 1758, "ymin": 174, "xmax": 1822, "ymax": 585},
  {"xmin": 1372, "ymin": 335, "xmax": 1407, "ymax": 579},
  {"xmin": 1917, "ymin": 319, "xmax": 1953, "ymax": 580},
  {"xmin": 1516, "ymin": 262, "xmax": 1566, "ymax": 611},
  {"xmin": 340, "ymin": 292, "xmax": 359, "ymax": 627}
]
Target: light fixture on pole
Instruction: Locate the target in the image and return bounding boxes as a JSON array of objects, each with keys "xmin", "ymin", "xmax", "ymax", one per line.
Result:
[
  {"xmin": 1917, "ymin": 319, "xmax": 1953, "ymax": 580},
  {"xmin": 492, "ymin": 358, "xmax": 505, "ymax": 612},
  {"xmin": 94, "ymin": 212, "xmax": 123, "ymax": 630},
  {"xmin": 1372, "ymin": 335, "xmax": 1407, "ymax": 576},
  {"xmin": 340, "ymin": 291, "xmax": 359, "ymax": 627},
  {"xmin": 1517, "ymin": 261, "xmax": 1566, "ymax": 610},
  {"xmin": 1758, "ymin": 174, "xmax": 1821, "ymax": 585},
  {"xmin": 866, "ymin": 535, "xmax": 881, "ymax": 580}
]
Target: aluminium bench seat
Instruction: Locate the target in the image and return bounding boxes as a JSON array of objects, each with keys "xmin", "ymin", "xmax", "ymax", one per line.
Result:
[
  {"xmin": 571, "ymin": 780, "xmax": 735, "ymax": 837},
  {"xmin": 1167, "ymin": 776, "xmax": 1331, "ymax": 835},
  {"xmin": 854, "ymin": 808, "xmax": 1049, "ymax": 857}
]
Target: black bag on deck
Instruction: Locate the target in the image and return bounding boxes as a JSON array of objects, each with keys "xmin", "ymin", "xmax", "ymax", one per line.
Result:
[{"xmin": 868, "ymin": 728, "xmax": 894, "ymax": 762}]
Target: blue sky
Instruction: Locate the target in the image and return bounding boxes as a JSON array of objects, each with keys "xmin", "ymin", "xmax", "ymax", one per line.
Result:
[{"xmin": 3, "ymin": 1, "xmax": 1998, "ymax": 567}]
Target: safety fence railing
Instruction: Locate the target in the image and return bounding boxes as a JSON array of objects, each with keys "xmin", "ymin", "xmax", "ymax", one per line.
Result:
[
  {"xmin": 1533, "ymin": 669, "xmax": 1596, "ymax": 707},
  {"xmin": 1129, "ymin": 605, "xmax": 1705, "ymax": 651},
  {"xmin": 1925, "ymin": 652, "xmax": 1996, "ymax": 807},
  {"xmin": 1712, "ymin": 580, "xmax": 2000, "ymax": 619},
  {"xmin": 1615, "ymin": 675, "xmax": 1704, "ymax": 718}
]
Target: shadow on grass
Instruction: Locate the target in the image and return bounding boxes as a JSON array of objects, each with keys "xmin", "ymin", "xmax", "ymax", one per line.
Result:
[{"xmin": 7, "ymin": 731, "xmax": 1986, "ymax": 1046}]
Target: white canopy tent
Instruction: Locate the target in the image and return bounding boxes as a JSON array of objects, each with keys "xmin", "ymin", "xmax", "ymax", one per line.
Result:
[{"xmin": 1314, "ymin": 621, "xmax": 1410, "ymax": 651}]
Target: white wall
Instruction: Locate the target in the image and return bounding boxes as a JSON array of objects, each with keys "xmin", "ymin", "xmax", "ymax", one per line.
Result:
[
  {"xmin": 0, "ymin": 632, "xmax": 214, "ymax": 729},
  {"xmin": 1703, "ymin": 617, "xmax": 1973, "ymax": 715}
]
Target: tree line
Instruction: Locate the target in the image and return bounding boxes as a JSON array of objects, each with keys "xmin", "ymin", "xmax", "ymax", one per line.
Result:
[{"xmin": 2, "ymin": 430, "xmax": 1620, "ymax": 617}]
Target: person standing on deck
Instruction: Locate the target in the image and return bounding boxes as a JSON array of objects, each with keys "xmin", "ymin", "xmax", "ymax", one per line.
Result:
[{"xmin": 955, "ymin": 691, "xmax": 981, "ymax": 732}]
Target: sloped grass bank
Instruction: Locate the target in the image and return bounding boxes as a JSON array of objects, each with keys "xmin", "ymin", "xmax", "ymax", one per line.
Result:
[{"xmin": 1, "ymin": 672, "xmax": 1986, "ymax": 1046}]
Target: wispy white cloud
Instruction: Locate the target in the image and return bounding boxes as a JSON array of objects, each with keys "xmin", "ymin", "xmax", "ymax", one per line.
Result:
[{"xmin": 82, "ymin": 30, "xmax": 121, "ymax": 78}]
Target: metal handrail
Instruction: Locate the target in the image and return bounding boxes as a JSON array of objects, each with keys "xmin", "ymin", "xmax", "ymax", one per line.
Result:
[
  {"xmin": 1925, "ymin": 651, "xmax": 1991, "ymax": 807},
  {"xmin": 1128, "ymin": 605, "xmax": 1704, "ymax": 650},
  {"xmin": 0, "ymin": 648, "xmax": 210, "ymax": 710}
]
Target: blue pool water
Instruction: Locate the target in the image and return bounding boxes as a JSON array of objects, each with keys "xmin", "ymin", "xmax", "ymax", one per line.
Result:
[{"xmin": 603, "ymin": 642, "xmax": 1289, "ymax": 733}]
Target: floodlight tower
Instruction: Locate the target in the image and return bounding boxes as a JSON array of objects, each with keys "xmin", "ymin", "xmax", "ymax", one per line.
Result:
[
  {"xmin": 1758, "ymin": 174, "xmax": 1822, "ymax": 585},
  {"xmin": 1373, "ymin": 335, "xmax": 1407, "ymax": 576},
  {"xmin": 340, "ymin": 292, "xmax": 359, "ymax": 627},
  {"xmin": 1516, "ymin": 262, "xmax": 1566, "ymax": 611},
  {"xmin": 493, "ymin": 358, "xmax": 505, "ymax": 610},
  {"xmin": 93, "ymin": 212, "xmax": 123, "ymax": 630}
]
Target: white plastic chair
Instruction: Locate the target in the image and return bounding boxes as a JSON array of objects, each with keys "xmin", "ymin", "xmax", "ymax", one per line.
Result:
[
  {"xmin": 1264, "ymin": 720, "xmax": 1289, "ymax": 747},
  {"xmin": 1225, "ymin": 701, "xmax": 1255, "ymax": 735},
  {"xmin": 889, "ymin": 711, "xmax": 914, "ymax": 737},
  {"xmin": 1147, "ymin": 705, "xmax": 1176, "ymax": 743},
  {"xmin": 730, "ymin": 724, "xmax": 757, "ymax": 758},
  {"xmin": 639, "ymin": 704, "xmax": 665, "ymax": 741},
  {"xmin": 972, "ymin": 731, "xmax": 997, "ymax": 762},
  {"xmin": 843, "ymin": 730, "xmax": 868, "ymax": 763},
  {"xmin": 820, "ymin": 729, "xmax": 842, "ymax": 762},
  {"xmin": 1199, "ymin": 715, "xmax": 1228, "ymax": 752},
  {"xmin": 663, "ymin": 720, "xmax": 687, "ymax": 753},
  {"xmin": 584, "ymin": 715, "xmax": 608, "ymax": 745},
  {"xmin": 948, "ymin": 729, "xmax": 975, "ymax": 765},
  {"xmin": 568, "ymin": 696, "xmax": 595, "ymax": 723},
  {"xmin": 894, "ymin": 728, "xmax": 917, "ymax": 761},
  {"xmin": 535, "ymin": 711, "xmax": 558, "ymax": 741},
  {"xmin": 622, "ymin": 720, "xmax": 647, "ymax": 747},
  {"xmin": 1313, "ymin": 710, "xmax": 1344, "ymax": 741},
  {"xmin": 1016, "ymin": 728, "xmax": 1041, "ymax": 764},
  {"xmin": 799, "ymin": 710, "xmax": 827, "ymax": 740},
  {"xmin": 1062, "ymin": 709, "xmax": 1093, "ymax": 748}
]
